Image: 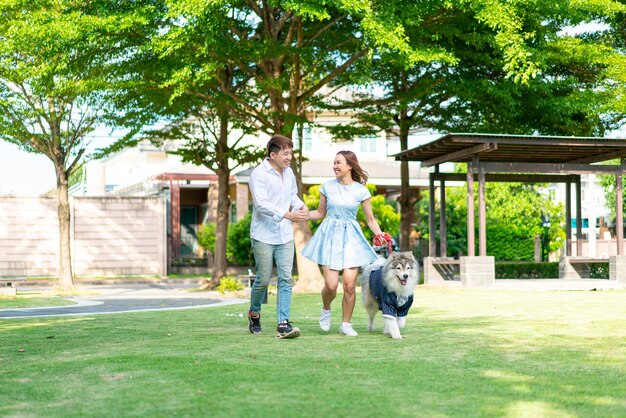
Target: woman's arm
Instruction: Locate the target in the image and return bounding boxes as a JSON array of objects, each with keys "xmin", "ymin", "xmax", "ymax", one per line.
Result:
[
  {"xmin": 361, "ymin": 198, "xmax": 383, "ymax": 236},
  {"xmin": 308, "ymin": 193, "xmax": 328, "ymax": 221}
]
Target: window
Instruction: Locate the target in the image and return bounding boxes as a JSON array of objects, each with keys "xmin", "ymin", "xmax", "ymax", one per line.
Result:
[
  {"xmin": 359, "ymin": 134, "xmax": 377, "ymax": 153},
  {"xmin": 293, "ymin": 126, "xmax": 312, "ymax": 151}
]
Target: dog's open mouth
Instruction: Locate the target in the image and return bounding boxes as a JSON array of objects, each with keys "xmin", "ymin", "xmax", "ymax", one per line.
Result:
[{"xmin": 399, "ymin": 278, "xmax": 407, "ymax": 286}]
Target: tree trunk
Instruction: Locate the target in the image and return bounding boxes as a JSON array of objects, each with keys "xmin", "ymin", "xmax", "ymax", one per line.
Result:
[
  {"xmin": 202, "ymin": 113, "xmax": 231, "ymax": 289},
  {"xmin": 210, "ymin": 166, "xmax": 230, "ymax": 286},
  {"xmin": 398, "ymin": 126, "xmax": 412, "ymax": 251},
  {"xmin": 399, "ymin": 161, "xmax": 412, "ymax": 251},
  {"xmin": 55, "ymin": 167, "xmax": 75, "ymax": 292}
]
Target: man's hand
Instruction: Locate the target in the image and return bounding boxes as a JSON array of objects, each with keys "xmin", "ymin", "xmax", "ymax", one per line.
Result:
[{"xmin": 285, "ymin": 209, "xmax": 309, "ymax": 223}]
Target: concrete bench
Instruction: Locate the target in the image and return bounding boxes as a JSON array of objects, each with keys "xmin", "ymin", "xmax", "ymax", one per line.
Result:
[
  {"xmin": 235, "ymin": 274, "xmax": 256, "ymax": 287},
  {"xmin": 0, "ymin": 278, "xmax": 26, "ymax": 296},
  {"xmin": 424, "ymin": 257, "xmax": 460, "ymax": 282},
  {"xmin": 234, "ymin": 275, "xmax": 278, "ymax": 304},
  {"xmin": 234, "ymin": 275, "xmax": 278, "ymax": 287},
  {"xmin": 425, "ymin": 256, "xmax": 496, "ymax": 287},
  {"xmin": 430, "ymin": 258, "xmax": 461, "ymax": 265},
  {"xmin": 560, "ymin": 257, "xmax": 609, "ymax": 279},
  {"xmin": 568, "ymin": 258, "xmax": 609, "ymax": 264}
]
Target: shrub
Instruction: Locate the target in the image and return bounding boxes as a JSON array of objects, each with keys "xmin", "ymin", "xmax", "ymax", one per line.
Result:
[
  {"xmin": 495, "ymin": 262, "xmax": 559, "ymax": 279},
  {"xmin": 217, "ymin": 277, "xmax": 244, "ymax": 294},
  {"xmin": 197, "ymin": 223, "xmax": 216, "ymax": 254},
  {"xmin": 588, "ymin": 262, "xmax": 609, "ymax": 279},
  {"xmin": 227, "ymin": 213, "xmax": 253, "ymax": 265}
]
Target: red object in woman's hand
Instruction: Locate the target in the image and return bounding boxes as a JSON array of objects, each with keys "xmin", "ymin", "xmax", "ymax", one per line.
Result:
[{"xmin": 372, "ymin": 232, "xmax": 393, "ymax": 254}]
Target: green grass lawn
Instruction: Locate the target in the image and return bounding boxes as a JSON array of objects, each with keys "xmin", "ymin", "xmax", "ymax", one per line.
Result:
[
  {"xmin": 0, "ymin": 296, "xmax": 76, "ymax": 309},
  {"xmin": 1, "ymin": 289, "xmax": 624, "ymax": 418}
]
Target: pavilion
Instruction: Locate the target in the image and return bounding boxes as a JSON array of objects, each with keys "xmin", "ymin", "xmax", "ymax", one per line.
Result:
[{"xmin": 395, "ymin": 133, "xmax": 626, "ymax": 287}]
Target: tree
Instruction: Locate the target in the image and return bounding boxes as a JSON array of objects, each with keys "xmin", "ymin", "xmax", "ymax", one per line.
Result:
[
  {"xmin": 149, "ymin": 106, "xmax": 263, "ymax": 287},
  {"xmin": 147, "ymin": 0, "xmax": 427, "ymax": 291},
  {"xmin": 327, "ymin": 0, "xmax": 626, "ymax": 251},
  {"xmin": 0, "ymin": 1, "xmax": 163, "ymax": 291}
]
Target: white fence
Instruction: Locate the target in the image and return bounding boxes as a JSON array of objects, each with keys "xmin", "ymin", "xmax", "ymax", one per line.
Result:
[{"xmin": 0, "ymin": 196, "xmax": 166, "ymax": 278}]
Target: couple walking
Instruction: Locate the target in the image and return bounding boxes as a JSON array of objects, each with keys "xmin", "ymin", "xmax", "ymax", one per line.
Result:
[{"xmin": 247, "ymin": 135, "xmax": 386, "ymax": 338}]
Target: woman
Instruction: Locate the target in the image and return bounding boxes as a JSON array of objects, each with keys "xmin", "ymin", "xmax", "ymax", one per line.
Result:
[{"xmin": 301, "ymin": 151, "xmax": 384, "ymax": 336}]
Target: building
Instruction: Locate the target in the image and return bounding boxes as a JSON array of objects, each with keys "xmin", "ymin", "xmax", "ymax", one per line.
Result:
[{"xmin": 79, "ymin": 114, "xmax": 433, "ymax": 268}]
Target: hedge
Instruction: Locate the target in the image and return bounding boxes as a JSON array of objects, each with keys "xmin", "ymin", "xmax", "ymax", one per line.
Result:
[
  {"xmin": 495, "ymin": 261, "xmax": 609, "ymax": 279},
  {"xmin": 495, "ymin": 262, "xmax": 558, "ymax": 279}
]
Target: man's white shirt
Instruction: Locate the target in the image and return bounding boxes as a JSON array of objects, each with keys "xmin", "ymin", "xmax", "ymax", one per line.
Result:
[{"xmin": 249, "ymin": 158, "xmax": 304, "ymax": 245}]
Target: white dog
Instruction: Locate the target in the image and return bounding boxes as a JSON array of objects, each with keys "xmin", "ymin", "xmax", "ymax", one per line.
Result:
[{"xmin": 362, "ymin": 252, "xmax": 419, "ymax": 339}]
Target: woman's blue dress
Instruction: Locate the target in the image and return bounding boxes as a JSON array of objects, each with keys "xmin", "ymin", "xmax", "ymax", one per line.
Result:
[{"xmin": 301, "ymin": 179, "xmax": 377, "ymax": 270}]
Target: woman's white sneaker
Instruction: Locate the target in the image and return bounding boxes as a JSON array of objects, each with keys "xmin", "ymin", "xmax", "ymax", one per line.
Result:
[
  {"xmin": 319, "ymin": 309, "xmax": 331, "ymax": 332},
  {"xmin": 339, "ymin": 322, "xmax": 358, "ymax": 337}
]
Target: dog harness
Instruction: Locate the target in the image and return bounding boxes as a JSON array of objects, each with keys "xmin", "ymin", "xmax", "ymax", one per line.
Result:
[{"xmin": 368, "ymin": 268, "xmax": 413, "ymax": 318}]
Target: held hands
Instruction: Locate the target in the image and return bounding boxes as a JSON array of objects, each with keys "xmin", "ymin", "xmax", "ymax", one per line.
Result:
[{"xmin": 286, "ymin": 207, "xmax": 310, "ymax": 223}]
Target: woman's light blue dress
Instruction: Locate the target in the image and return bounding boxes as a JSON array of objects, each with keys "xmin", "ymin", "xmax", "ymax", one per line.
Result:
[{"xmin": 301, "ymin": 179, "xmax": 377, "ymax": 270}]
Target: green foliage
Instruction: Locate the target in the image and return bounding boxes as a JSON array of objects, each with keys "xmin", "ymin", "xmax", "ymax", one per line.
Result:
[
  {"xmin": 357, "ymin": 184, "xmax": 400, "ymax": 241},
  {"xmin": 197, "ymin": 223, "xmax": 216, "ymax": 254},
  {"xmin": 495, "ymin": 262, "xmax": 559, "ymax": 279},
  {"xmin": 227, "ymin": 213, "xmax": 253, "ymax": 265},
  {"xmin": 485, "ymin": 183, "xmax": 565, "ymax": 260},
  {"xmin": 589, "ymin": 262, "xmax": 609, "ymax": 279},
  {"xmin": 495, "ymin": 261, "xmax": 608, "ymax": 279},
  {"xmin": 303, "ymin": 184, "xmax": 322, "ymax": 234},
  {"xmin": 0, "ymin": 1, "xmax": 161, "ymax": 161},
  {"xmin": 415, "ymin": 186, "xmax": 469, "ymax": 257},
  {"xmin": 303, "ymin": 183, "xmax": 400, "ymax": 240},
  {"xmin": 415, "ymin": 179, "xmax": 565, "ymax": 261},
  {"xmin": 599, "ymin": 172, "xmax": 623, "ymax": 223},
  {"xmin": 216, "ymin": 277, "xmax": 243, "ymax": 294}
]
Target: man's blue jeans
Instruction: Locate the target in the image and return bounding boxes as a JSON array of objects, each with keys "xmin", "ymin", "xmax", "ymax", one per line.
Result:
[{"xmin": 250, "ymin": 239, "xmax": 295, "ymax": 324}]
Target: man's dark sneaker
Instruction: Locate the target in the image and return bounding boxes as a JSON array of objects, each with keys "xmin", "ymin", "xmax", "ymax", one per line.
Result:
[
  {"xmin": 276, "ymin": 320, "xmax": 301, "ymax": 339},
  {"xmin": 248, "ymin": 311, "xmax": 262, "ymax": 335}
]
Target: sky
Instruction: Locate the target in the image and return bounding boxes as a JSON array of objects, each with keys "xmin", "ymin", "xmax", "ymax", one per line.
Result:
[
  {"xmin": 0, "ymin": 126, "xmax": 120, "ymax": 196},
  {"xmin": 0, "ymin": 141, "xmax": 56, "ymax": 196}
]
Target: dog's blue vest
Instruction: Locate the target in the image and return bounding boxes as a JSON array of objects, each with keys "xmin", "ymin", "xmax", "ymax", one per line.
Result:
[{"xmin": 369, "ymin": 268, "xmax": 413, "ymax": 318}]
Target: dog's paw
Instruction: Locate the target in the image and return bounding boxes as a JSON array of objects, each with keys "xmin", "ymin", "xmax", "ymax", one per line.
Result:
[{"xmin": 391, "ymin": 333, "xmax": 403, "ymax": 340}]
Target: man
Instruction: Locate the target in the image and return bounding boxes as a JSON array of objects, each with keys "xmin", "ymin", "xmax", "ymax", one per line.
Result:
[{"xmin": 248, "ymin": 135, "xmax": 309, "ymax": 338}]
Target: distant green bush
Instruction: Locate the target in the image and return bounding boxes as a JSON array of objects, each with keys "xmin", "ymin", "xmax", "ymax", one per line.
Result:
[
  {"xmin": 217, "ymin": 277, "xmax": 244, "ymax": 294},
  {"xmin": 227, "ymin": 213, "xmax": 253, "ymax": 265},
  {"xmin": 588, "ymin": 262, "xmax": 609, "ymax": 279},
  {"xmin": 197, "ymin": 223, "xmax": 216, "ymax": 254},
  {"xmin": 495, "ymin": 262, "xmax": 558, "ymax": 279}
]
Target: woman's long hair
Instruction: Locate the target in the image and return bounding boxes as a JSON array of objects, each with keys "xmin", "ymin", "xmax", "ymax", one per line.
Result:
[{"xmin": 337, "ymin": 150, "xmax": 368, "ymax": 184}]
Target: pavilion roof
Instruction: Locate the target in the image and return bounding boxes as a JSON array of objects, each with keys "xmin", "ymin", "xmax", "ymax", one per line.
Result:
[{"xmin": 394, "ymin": 133, "xmax": 626, "ymax": 167}]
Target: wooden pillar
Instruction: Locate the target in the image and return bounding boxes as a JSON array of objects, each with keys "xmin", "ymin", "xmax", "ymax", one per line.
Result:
[
  {"xmin": 429, "ymin": 172, "xmax": 436, "ymax": 257},
  {"xmin": 171, "ymin": 180, "xmax": 181, "ymax": 259},
  {"xmin": 439, "ymin": 180, "xmax": 447, "ymax": 257},
  {"xmin": 466, "ymin": 160, "xmax": 475, "ymax": 257},
  {"xmin": 617, "ymin": 171, "xmax": 624, "ymax": 255},
  {"xmin": 576, "ymin": 176, "xmax": 582, "ymax": 257},
  {"xmin": 565, "ymin": 178, "xmax": 571, "ymax": 257},
  {"xmin": 478, "ymin": 163, "xmax": 487, "ymax": 256}
]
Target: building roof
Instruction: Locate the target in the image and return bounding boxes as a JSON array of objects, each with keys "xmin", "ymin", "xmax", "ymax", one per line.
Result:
[{"xmin": 394, "ymin": 133, "xmax": 626, "ymax": 166}]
